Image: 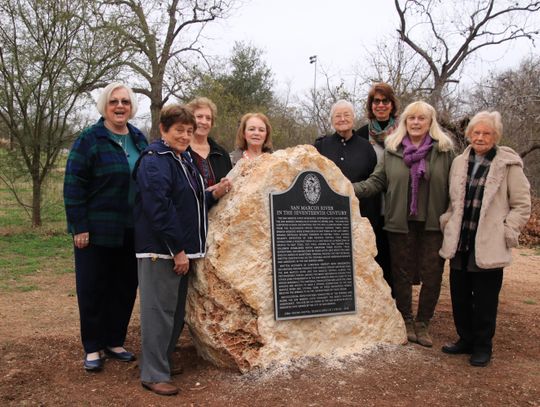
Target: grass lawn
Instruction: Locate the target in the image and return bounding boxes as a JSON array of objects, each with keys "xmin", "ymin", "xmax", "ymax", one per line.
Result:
[{"xmin": 0, "ymin": 168, "xmax": 73, "ymax": 292}]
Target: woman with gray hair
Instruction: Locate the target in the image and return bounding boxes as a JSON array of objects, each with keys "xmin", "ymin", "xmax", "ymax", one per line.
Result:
[
  {"xmin": 353, "ymin": 101, "xmax": 455, "ymax": 347},
  {"xmin": 315, "ymin": 100, "xmax": 379, "ymax": 228},
  {"xmin": 439, "ymin": 111, "xmax": 531, "ymax": 367},
  {"xmin": 64, "ymin": 82, "xmax": 148, "ymax": 371}
]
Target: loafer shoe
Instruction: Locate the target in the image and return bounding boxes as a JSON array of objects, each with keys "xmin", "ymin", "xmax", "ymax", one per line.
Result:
[
  {"xmin": 142, "ymin": 381, "xmax": 179, "ymax": 396},
  {"xmin": 104, "ymin": 348, "xmax": 137, "ymax": 362},
  {"xmin": 442, "ymin": 340, "xmax": 473, "ymax": 355},
  {"xmin": 83, "ymin": 355, "xmax": 103, "ymax": 372},
  {"xmin": 470, "ymin": 351, "xmax": 491, "ymax": 367}
]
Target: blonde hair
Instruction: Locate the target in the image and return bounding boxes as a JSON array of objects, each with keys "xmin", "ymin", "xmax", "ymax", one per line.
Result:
[
  {"xmin": 235, "ymin": 112, "xmax": 273, "ymax": 152},
  {"xmin": 385, "ymin": 101, "xmax": 453, "ymax": 152},
  {"xmin": 96, "ymin": 82, "xmax": 138, "ymax": 119},
  {"xmin": 465, "ymin": 111, "xmax": 503, "ymax": 144},
  {"xmin": 186, "ymin": 97, "xmax": 217, "ymax": 126}
]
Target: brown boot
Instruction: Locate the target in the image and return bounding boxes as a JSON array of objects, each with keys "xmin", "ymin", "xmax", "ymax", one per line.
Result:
[
  {"xmin": 405, "ymin": 319, "xmax": 417, "ymax": 343},
  {"xmin": 414, "ymin": 321, "xmax": 433, "ymax": 347},
  {"xmin": 141, "ymin": 381, "xmax": 179, "ymax": 396}
]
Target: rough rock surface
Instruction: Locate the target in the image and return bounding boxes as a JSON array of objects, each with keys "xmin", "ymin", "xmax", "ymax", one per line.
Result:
[{"xmin": 185, "ymin": 145, "xmax": 406, "ymax": 372}]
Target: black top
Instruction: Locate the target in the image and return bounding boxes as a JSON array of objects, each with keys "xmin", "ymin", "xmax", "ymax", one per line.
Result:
[
  {"xmin": 190, "ymin": 137, "xmax": 232, "ymax": 187},
  {"xmin": 314, "ymin": 131, "xmax": 379, "ymax": 226}
]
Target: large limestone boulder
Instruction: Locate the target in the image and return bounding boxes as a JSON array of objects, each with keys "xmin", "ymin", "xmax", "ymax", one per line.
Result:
[{"xmin": 185, "ymin": 145, "xmax": 406, "ymax": 372}]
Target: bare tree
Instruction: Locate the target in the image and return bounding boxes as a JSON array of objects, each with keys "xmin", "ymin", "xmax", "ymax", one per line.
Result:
[
  {"xmin": 102, "ymin": 0, "xmax": 236, "ymax": 140},
  {"xmin": 395, "ymin": 0, "xmax": 540, "ymax": 119},
  {"xmin": 469, "ymin": 57, "xmax": 540, "ymax": 192},
  {"xmin": 301, "ymin": 67, "xmax": 362, "ymax": 136},
  {"xmin": 357, "ymin": 36, "xmax": 431, "ymax": 110},
  {"xmin": 0, "ymin": 0, "xmax": 123, "ymax": 226}
]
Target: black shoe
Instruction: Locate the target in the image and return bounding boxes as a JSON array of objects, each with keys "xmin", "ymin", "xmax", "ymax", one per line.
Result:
[
  {"xmin": 84, "ymin": 355, "xmax": 104, "ymax": 372},
  {"xmin": 470, "ymin": 351, "xmax": 491, "ymax": 367},
  {"xmin": 104, "ymin": 347, "xmax": 136, "ymax": 362},
  {"xmin": 442, "ymin": 340, "xmax": 473, "ymax": 355}
]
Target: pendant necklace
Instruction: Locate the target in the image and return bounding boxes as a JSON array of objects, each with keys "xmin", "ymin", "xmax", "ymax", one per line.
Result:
[{"xmin": 112, "ymin": 134, "xmax": 129, "ymax": 157}]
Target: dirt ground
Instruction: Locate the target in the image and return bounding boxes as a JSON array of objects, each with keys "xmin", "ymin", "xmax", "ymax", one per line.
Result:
[{"xmin": 0, "ymin": 248, "xmax": 538, "ymax": 407}]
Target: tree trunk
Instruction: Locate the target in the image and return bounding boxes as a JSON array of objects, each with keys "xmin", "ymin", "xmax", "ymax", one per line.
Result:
[
  {"xmin": 31, "ymin": 176, "xmax": 42, "ymax": 227},
  {"xmin": 149, "ymin": 84, "xmax": 165, "ymax": 141},
  {"xmin": 149, "ymin": 101, "xmax": 161, "ymax": 141}
]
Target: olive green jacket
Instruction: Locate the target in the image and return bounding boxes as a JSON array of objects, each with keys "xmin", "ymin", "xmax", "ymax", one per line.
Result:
[{"xmin": 353, "ymin": 141, "xmax": 455, "ymax": 233}]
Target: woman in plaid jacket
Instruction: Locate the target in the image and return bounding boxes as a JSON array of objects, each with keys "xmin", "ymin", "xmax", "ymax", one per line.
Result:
[{"xmin": 64, "ymin": 82, "xmax": 147, "ymax": 372}]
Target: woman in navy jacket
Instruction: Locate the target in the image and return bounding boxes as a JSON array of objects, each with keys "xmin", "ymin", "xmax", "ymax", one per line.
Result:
[{"xmin": 134, "ymin": 105, "xmax": 231, "ymax": 396}]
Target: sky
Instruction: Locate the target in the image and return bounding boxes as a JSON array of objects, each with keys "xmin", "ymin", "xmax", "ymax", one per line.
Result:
[
  {"xmin": 114, "ymin": 0, "xmax": 540, "ymax": 126},
  {"xmin": 201, "ymin": 0, "xmax": 540, "ymax": 98}
]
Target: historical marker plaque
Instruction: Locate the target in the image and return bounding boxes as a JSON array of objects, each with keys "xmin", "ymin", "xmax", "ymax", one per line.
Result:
[{"xmin": 270, "ymin": 170, "xmax": 355, "ymax": 320}]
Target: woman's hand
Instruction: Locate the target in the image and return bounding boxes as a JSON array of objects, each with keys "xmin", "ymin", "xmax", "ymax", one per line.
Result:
[
  {"xmin": 209, "ymin": 177, "xmax": 232, "ymax": 199},
  {"xmin": 173, "ymin": 250, "xmax": 190, "ymax": 275},
  {"xmin": 73, "ymin": 232, "xmax": 90, "ymax": 249}
]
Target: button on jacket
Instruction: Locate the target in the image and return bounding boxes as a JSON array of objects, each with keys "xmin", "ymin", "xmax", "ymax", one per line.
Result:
[{"xmin": 315, "ymin": 131, "xmax": 379, "ymax": 226}]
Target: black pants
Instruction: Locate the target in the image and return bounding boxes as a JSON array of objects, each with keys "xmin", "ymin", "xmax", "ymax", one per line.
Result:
[
  {"xmin": 373, "ymin": 216, "xmax": 393, "ymax": 296},
  {"xmin": 450, "ymin": 267, "xmax": 503, "ymax": 353},
  {"xmin": 74, "ymin": 229, "xmax": 138, "ymax": 353}
]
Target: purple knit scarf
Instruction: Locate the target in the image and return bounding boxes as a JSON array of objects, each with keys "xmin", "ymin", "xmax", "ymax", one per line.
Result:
[{"xmin": 402, "ymin": 134, "xmax": 433, "ymax": 216}]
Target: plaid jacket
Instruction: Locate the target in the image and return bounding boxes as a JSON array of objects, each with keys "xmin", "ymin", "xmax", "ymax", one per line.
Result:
[{"xmin": 64, "ymin": 118, "xmax": 148, "ymax": 247}]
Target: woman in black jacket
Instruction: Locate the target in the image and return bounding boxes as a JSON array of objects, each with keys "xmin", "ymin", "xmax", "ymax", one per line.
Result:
[
  {"xmin": 356, "ymin": 83, "xmax": 400, "ymax": 296},
  {"xmin": 186, "ymin": 97, "xmax": 232, "ymax": 187}
]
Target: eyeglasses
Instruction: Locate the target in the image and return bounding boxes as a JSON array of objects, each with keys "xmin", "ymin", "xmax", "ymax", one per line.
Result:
[
  {"xmin": 372, "ymin": 98, "xmax": 390, "ymax": 106},
  {"xmin": 108, "ymin": 99, "xmax": 131, "ymax": 106}
]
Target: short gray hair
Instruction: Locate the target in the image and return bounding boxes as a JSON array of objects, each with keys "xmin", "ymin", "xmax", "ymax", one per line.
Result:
[
  {"xmin": 330, "ymin": 99, "xmax": 355, "ymax": 120},
  {"xmin": 465, "ymin": 111, "xmax": 503, "ymax": 144},
  {"xmin": 96, "ymin": 82, "xmax": 138, "ymax": 119}
]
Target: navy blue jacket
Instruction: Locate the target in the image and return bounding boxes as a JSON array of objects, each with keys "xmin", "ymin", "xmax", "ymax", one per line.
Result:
[{"xmin": 134, "ymin": 140, "xmax": 217, "ymax": 258}]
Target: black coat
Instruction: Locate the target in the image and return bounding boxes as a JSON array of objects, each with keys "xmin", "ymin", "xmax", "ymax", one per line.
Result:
[
  {"xmin": 314, "ymin": 131, "xmax": 380, "ymax": 227},
  {"xmin": 207, "ymin": 137, "xmax": 233, "ymax": 183}
]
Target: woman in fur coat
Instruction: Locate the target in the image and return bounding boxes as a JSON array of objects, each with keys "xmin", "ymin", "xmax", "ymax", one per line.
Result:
[{"xmin": 439, "ymin": 111, "xmax": 531, "ymax": 367}]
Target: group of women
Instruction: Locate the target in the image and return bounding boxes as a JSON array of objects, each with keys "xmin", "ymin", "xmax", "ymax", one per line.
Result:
[
  {"xmin": 64, "ymin": 81, "xmax": 530, "ymax": 396},
  {"xmin": 63, "ymin": 83, "xmax": 273, "ymax": 396},
  {"xmin": 317, "ymin": 83, "xmax": 531, "ymax": 367}
]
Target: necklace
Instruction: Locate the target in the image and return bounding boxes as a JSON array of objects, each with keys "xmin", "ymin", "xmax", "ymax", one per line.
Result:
[{"xmin": 110, "ymin": 133, "xmax": 130, "ymax": 157}]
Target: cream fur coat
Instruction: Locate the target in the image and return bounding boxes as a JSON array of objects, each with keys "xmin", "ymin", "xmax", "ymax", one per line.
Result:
[{"xmin": 439, "ymin": 146, "xmax": 531, "ymax": 269}]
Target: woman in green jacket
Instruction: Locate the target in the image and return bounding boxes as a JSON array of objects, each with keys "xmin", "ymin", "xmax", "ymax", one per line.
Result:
[{"xmin": 354, "ymin": 101, "xmax": 455, "ymax": 347}]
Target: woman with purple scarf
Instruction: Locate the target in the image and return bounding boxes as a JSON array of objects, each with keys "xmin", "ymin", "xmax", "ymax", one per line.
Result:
[{"xmin": 353, "ymin": 101, "xmax": 455, "ymax": 347}]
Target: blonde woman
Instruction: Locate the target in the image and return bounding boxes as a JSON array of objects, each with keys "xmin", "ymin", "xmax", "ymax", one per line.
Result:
[{"xmin": 353, "ymin": 101, "xmax": 455, "ymax": 347}]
